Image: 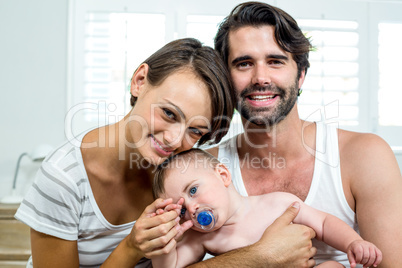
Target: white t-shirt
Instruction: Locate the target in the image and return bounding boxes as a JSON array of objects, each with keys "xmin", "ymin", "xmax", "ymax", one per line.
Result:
[{"xmin": 15, "ymin": 135, "xmax": 151, "ymax": 268}]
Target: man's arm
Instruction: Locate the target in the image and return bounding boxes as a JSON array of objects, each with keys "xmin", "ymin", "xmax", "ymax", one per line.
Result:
[
  {"xmin": 188, "ymin": 203, "xmax": 317, "ymax": 268},
  {"xmin": 341, "ymin": 132, "xmax": 402, "ymax": 267}
]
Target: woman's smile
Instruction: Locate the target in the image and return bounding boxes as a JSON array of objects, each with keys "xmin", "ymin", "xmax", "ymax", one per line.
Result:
[{"xmin": 150, "ymin": 134, "xmax": 174, "ymax": 157}]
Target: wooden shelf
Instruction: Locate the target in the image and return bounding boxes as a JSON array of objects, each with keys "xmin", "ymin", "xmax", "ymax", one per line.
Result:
[
  {"xmin": 0, "ymin": 204, "xmax": 19, "ymax": 220},
  {"xmin": 0, "ymin": 204, "xmax": 29, "ymax": 267},
  {"xmin": 0, "ymin": 260, "xmax": 28, "ymax": 268}
]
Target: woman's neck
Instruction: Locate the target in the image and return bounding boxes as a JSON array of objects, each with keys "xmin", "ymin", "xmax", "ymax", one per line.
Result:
[{"xmin": 82, "ymin": 119, "xmax": 154, "ymax": 184}]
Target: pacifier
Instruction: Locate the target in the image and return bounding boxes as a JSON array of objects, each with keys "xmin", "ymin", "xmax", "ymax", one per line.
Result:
[{"xmin": 192, "ymin": 208, "xmax": 217, "ymax": 231}]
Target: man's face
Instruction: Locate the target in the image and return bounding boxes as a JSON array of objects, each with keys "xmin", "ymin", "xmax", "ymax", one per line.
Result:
[{"xmin": 227, "ymin": 25, "xmax": 305, "ymax": 126}]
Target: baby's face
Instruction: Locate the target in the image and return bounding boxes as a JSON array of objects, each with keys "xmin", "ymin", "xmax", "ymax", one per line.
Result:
[{"xmin": 162, "ymin": 164, "xmax": 230, "ymax": 231}]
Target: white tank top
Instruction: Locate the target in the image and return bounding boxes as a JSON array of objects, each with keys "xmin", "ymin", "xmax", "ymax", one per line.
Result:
[{"xmin": 217, "ymin": 122, "xmax": 360, "ymax": 267}]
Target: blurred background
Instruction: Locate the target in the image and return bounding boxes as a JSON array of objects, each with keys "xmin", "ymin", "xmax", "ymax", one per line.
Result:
[{"xmin": 1, "ymin": 0, "xmax": 402, "ymax": 201}]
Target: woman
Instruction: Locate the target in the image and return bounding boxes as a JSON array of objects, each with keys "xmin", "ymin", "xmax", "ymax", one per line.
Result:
[{"xmin": 15, "ymin": 38, "xmax": 235, "ymax": 267}]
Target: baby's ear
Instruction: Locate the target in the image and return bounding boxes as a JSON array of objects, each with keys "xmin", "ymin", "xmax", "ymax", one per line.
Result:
[
  {"xmin": 215, "ymin": 163, "xmax": 232, "ymax": 187},
  {"xmin": 130, "ymin": 63, "xmax": 149, "ymax": 97}
]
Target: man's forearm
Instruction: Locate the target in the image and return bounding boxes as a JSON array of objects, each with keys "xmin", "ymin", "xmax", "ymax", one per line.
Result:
[
  {"xmin": 187, "ymin": 245, "xmax": 272, "ymax": 268},
  {"xmin": 188, "ymin": 203, "xmax": 317, "ymax": 268}
]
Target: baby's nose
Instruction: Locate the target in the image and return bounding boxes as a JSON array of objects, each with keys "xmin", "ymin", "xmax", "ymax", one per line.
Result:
[{"xmin": 185, "ymin": 202, "xmax": 199, "ymax": 218}]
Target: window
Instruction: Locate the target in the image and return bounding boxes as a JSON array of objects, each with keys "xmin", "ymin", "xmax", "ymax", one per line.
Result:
[
  {"xmin": 368, "ymin": 1, "xmax": 402, "ymax": 148},
  {"xmin": 68, "ymin": 1, "xmax": 229, "ymax": 136},
  {"xmin": 68, "ymin": 11, "xmax": 166, "ymax": 135},
  {"xmin": 378, "ymin": 23, "xmax": 402, "ymax": 126},
  {"xmin": 68, "ymin": 0, "xmax": 402, "ymax": 148},
  {"xmin": 186, "ymin": 15, "xmax": 224, "ymax": 47},
  {"xmin": 84, "ymin": 12, "xmax": 165, "ymax": 120},
  {"xmin": 298, "ymin": 19, "xmax": 359, "ymax": 126}
]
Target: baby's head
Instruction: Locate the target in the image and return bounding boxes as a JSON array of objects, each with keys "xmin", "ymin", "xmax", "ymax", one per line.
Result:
[
  {"xmin": 153, "ymin": 148, "xmax": 233, "ymax": 231},
  {"xmin": 153, "ymin": 149, "xmax": 220, "ymax": 198}
]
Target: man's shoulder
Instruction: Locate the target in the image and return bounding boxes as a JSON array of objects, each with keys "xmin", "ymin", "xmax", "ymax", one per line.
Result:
[
  {"xmin": 338, "ymin": 129, "xmax": 395, "ymax": 176},
  {"xmin": 338, "ymin": 129, "xmax": 391, "ymax": 156}
]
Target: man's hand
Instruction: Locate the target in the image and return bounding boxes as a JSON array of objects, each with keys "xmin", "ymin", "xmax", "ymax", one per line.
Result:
[
  {"xmin": 254, "ymin": 202, "xmax": 317, "ymax": 267},
  {"xmin": 188, "ymin": 202, "xmax": 317, "ymax": 268}
]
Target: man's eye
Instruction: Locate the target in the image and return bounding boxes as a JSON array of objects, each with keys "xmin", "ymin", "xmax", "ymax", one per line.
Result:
[
  {"xmin": 189, "ymin": 186, "xmax": 197, "ymax": 196},
  {"xmin": 237, "ymin": 62, "xmax": 251, "ymax": 68},
  {"xmin": 269, "ymin": 60, "xmax": 283, "ymax": 65},
  {"xmin": 163, "ymin": 108, "xmax": 175, "ymax": 119}
]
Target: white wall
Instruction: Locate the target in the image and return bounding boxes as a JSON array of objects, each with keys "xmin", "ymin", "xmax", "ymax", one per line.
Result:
[
  {"xmin": 395, "ymin": 153, "xmax": 402, "ymax": 172},
  {"xmin": 0, "ymin": 0, "xmax": 68, "ymax": 199}
]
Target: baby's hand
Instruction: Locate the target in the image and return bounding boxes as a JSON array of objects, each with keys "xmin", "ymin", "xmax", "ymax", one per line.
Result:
[
  {"xmin": 155, "ymin": 203, "xmax": 182, "ymax": 216},
  {"xmin": 347, "ymin": 240, "xmax": 382, "ymax": 268},
  {"xmin": 154, "ymin": 198, "xmax": 193, "ymax": 241}
]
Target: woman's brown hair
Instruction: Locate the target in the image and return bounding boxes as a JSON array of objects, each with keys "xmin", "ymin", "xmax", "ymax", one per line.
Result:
[{"xmin": 130, "ymin": 38, "xmax": 235, "ymax": 145}]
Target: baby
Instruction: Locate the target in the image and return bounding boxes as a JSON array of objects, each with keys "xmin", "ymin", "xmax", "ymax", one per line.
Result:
[{"xmin": 151, "ymin": 149, "xmax": 382, "ymax": 268}]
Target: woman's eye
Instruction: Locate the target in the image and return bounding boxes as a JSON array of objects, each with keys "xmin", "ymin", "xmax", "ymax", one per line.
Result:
[
  {"xmin": 189, "ymin": 127, "xmax": 203, "ymax": 137},
  {"xmin": 163, "ymin": 108, "xmax": 176, "ymax": 120},
  {"xmin": 189, "ymin": 186, "xmax": 197, "ymax": 196}
]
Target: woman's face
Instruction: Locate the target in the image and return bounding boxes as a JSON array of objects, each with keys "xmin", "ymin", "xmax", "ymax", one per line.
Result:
[{"xmin": 129, "ymin": 68, "xmax": 212, "ymax": 165}]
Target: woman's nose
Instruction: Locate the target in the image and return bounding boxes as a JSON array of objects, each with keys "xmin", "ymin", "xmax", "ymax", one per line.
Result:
[{"xmin": 163, "ymin": 124, "xmax": 185, "ymax": 150}]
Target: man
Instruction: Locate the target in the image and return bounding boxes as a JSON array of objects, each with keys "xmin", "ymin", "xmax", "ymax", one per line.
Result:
[{"xmin": 193, "ymin": 1, "xmax": 401, "ymax": 267}]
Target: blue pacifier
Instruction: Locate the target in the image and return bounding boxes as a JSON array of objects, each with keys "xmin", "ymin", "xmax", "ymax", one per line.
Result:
[{"xmin": 193, "ymin": 208, "xmax": 216, "ymax": 231}]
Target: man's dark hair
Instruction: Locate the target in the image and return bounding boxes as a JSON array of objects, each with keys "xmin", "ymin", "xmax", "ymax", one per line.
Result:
[{"xmin": 215, "ymin": 1, "xmax": 313, "ymax": 79}]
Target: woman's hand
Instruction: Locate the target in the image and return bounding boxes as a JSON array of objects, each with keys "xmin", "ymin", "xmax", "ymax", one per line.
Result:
[
  {"xmin": 126, "ymin": 198, "xmax": 182, "ymax": 258},
  {"xmin": 156, "ymin": 198, "xmax": 193, "ymax": 241}
]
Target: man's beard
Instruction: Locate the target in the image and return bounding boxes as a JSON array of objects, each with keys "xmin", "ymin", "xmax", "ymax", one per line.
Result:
[{"xmin": 236, "ymin": 79, "xmax": 299, "ymax": 127}]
